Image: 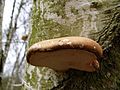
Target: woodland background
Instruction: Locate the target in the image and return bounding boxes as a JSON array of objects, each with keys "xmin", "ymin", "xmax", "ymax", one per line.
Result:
[{"xmin": 0, "ymin": 0, "xmax": 120, "ymax": 90}]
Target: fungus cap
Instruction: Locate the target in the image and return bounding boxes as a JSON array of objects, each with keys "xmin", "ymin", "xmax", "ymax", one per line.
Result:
[{"xmin": 27, "ymin": 36, "xmax": 103, "ymax": 72}]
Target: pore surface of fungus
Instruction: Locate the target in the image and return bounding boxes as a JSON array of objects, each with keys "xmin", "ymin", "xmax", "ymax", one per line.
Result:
[{"xmin": 27, "ymin": 36, "xmax": 103, "ymax": 72}]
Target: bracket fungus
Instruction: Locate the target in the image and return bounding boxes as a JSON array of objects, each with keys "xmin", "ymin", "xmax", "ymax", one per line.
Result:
[{"xmin": 27, "ymin": 37, "xmax": 103, "ymax": 72}]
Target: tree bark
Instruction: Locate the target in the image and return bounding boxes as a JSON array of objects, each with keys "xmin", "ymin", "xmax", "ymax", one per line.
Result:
[{"xmin": 24, "ymin": 0, "xmax": 120, "ymax": 90}]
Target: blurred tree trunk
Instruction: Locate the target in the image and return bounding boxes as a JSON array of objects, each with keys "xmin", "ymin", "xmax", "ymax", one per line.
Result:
[
  {"xmin": 0, "ymin": 0, "xmax": 31, "ymax": 90},
  {"xmin": 24, "ymin": 0, "xmax": 120, "ymax": 90},
  {"xmin": 0, "ymin": 0, "xmax": 5, "ymax": 86}
]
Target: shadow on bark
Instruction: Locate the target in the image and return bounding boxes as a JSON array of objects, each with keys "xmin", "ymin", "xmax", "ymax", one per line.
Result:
[{"xmin": 51, "ymin": 5, "xmax": 120, "ymax": 90}]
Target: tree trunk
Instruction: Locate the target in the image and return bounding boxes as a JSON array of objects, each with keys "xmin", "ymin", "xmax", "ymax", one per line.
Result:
[
  {"xmin": 0, "ymin": 0, "xmax": 5, "ymax": 87},
  {"xmin": 24, "ymin": 0, "xmax": 120, "ymax": 90}
]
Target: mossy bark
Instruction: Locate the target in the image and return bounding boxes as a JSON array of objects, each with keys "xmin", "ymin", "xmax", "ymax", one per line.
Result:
[{"xmin": 24, "ymin": 0, "xmax": 120, "ymax": 90}]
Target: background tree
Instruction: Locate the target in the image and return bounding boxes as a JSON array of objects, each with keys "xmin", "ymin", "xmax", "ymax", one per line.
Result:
[
  {"xmin": 24, "ymin": 0, "xmax": 120, "ymax": 90},
  {"xmin": 0, "ymin": 0, "xmax": 32, "ymax": 90},
  {"xmin": 0, "ymin": 0, "xmax": 5, "ymax": 86}
]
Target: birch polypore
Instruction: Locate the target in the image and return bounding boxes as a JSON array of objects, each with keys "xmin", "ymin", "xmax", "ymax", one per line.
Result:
[{"xmin": 27, "ymin": 37, "xmax": 103, "ymax": 72}]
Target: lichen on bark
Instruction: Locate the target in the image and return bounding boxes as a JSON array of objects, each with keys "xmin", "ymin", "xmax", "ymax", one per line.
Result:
[{"xmin": 24, "ymin": 0, "xmax": 120, "ymax": 90}]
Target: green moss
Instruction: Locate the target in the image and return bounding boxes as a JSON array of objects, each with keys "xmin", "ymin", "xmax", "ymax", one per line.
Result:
[
  {"xmin": 71, "ymin": 7, "xmax": 79, "ymax": 15},
  {"xmin": 24, "ymin": 0, "xmax": 120, "ymax": 90}
]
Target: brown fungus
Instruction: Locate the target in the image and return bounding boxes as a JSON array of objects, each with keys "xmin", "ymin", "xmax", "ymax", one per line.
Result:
[{"xmin": 26, "ymin": 37, "xmax": 103, "ymax": 72}]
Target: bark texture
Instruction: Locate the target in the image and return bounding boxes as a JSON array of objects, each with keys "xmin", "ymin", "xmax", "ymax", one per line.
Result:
[{"xmin": 24, "ymin": 0, "xmax": 120, "ymax": 90}]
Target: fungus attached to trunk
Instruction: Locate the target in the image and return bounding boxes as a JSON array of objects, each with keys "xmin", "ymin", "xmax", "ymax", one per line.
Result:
[{"xmin": 27, "ymin": 36, "xmax": 103, "ymax": 72}]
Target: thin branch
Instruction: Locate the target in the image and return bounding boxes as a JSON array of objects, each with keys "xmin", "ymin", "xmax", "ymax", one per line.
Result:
[
  {"xmin": 6, "ymin": 42, "xmax": 26, "ymax": 90},
  {"xmin": 4, "ymin": 0, "xmax": 24, "ymax": 57},
  {"xmin": 4, "ymin": 0, "xmax": 17, "ymax": 55}
]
